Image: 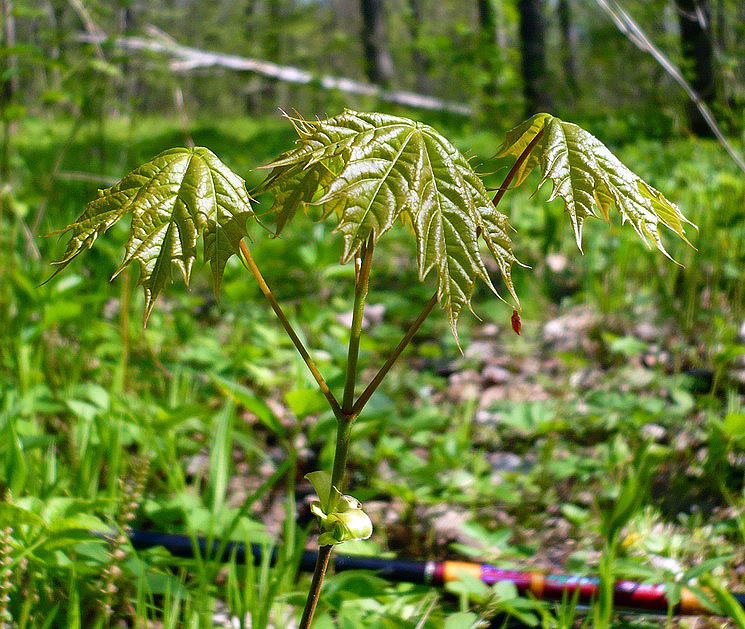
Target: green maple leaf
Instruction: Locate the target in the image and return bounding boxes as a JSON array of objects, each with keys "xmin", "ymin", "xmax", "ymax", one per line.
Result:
[
  {"xmin": 48, "ymin": 147, "xmax": 254, "ymax": 323},
  {"xmin": 258, "ymin": 145, "xmax": 344, "ymax": 235},
  {"xmin": 259, "ymin": 110, "xmax": 519, "ymax": 341},
  {"xmin": 497, "ymin": 113, "xmax": 695, "ymax": 257}
]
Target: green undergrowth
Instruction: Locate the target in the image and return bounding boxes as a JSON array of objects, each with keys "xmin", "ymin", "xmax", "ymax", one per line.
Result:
[{"xmin": 0, "ymin": 115, "xmax": 743, "ymax": 627}]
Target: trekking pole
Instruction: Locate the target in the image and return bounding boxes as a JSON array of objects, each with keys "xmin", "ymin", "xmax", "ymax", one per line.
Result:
[{"xmin": 126, "ymin": 529, "xmax": 743, "ymax": 617}]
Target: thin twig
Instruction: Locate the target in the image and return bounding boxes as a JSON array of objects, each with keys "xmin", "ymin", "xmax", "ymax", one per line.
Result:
[
  {"xmin": 239, "ymin": 240, "xmax": 343, "ymax": 419},
  {"xmin": 594, "ymin": 0, "xmax": 745, "ymax": 173},
  {"xmin": 491, "ymin": 128, "xmax": 544, "ymax": 207},
  {"xmin": 30, "ymin": 114, "xmax": 86, "ymax": 237},
  {"xmin": 67, "ymin": 0, "xmax": 106, "ymax": 61},
  {"xmin": 352, "ymin": 291, "xmax": 438, "ymax": 416},
  {"xmin": 173, "ymin": 86, "xmax": 194, "ymax": 148},
  {"xmin": 56, "ymin": 171, "xmax": 119, "ymax": 185},
  {"xmin": 298, "ymin": 545, "xmax": 333, "ymax": 629}
]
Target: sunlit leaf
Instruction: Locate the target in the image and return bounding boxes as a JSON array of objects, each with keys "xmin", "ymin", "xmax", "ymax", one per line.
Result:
[
  {"xmin": 48, "ymin": 147, "xmax": 254, "ymax": 323},
  {"xmin": 0, "ymin": 503, "xmax": 46, "ymax": 528},
  {"xmin": 497, "ymin": 113, "xmax": 695, "ymax": 257},
  {"xmin": 260, "ymin": 110, "xmax": 519, "ymax": 341}
]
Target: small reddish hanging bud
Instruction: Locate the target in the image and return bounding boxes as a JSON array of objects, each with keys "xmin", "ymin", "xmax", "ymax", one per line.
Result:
[{"xmin": 511, "ymin": 309, "xmax": 522, "ymax": 335}]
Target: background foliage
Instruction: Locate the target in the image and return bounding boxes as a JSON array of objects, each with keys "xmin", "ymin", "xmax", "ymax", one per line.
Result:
[{"xmin": 0, "ymin": 0, "xmax": 744, "ymax": 627}]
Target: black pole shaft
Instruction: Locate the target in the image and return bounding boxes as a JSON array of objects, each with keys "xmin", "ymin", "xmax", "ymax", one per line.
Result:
[
  {"xmin": 127, "ymin": 529, "xmax": 430, "ymax": 584},
  {"xmin": 126, "ymin": 529, "xmax": 745, "ymax": 617}
]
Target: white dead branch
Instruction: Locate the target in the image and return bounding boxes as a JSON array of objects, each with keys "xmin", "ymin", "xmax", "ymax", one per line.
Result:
[
  {"xmin": 594, "ymin": 0, "xmax": 745, "ymax": 173},
  {"xmin": 78, "ymin": 32, "xmax": 472, "ymax": 116}
]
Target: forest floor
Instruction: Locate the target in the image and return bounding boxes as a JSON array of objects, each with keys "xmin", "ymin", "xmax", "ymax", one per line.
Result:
[{"xmin": 1, "ymin": 114, "xmax": 744, "ymax": 628}]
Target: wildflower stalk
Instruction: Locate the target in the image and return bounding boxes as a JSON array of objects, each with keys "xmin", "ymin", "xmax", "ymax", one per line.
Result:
[
  {"xmin": 99, "ymin": 456, "xmax": 150, "ymax": 621},
  {"xmin": 0, "ymin": 527, "xmax": 12, "ymax": 629}
]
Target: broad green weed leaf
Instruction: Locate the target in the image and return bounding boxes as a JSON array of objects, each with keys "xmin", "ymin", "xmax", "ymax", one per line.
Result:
[
  {"xmin": 443, "ymin": 612, "xmax": 479, "ymax": 629},
  {"xmin": 723, "ymin": 413, "xmax": 745, "ymax": 442},
  {"xmin": 49, "ymin": 147, "xmax": 254, "ymax": 323},
  {"xmin": 260, "ymin": 110, "xmax": 519, "ymax": 341},
  {"xmin": 497, "ymin": 113, "xmax": 695, "ymax": 257},
  {"xmin": 0, "ymin": 503, "xmax": 46, "ymax": 528}
]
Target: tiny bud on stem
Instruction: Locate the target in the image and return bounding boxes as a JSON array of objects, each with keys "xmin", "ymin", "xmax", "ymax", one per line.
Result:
[{"xmin": 511, "ymin": 309, "xmax": 522, "ymax": 335}]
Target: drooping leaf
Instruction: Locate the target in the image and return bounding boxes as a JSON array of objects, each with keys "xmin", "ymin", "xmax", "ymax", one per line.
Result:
[
  {"xmin": 496, "ymin": 113, "xmax": 695, "ymax": 257},
  {"xmin": 48, "ymin": 147, "xmax": 254, "ymax": 322},
  {"xmin": 305, "ymin": 471, "xmax": 335, "ymax": 509},
  {"xmin": 260, "ymin": 110, "xmax": 519, "ymax": 340}
]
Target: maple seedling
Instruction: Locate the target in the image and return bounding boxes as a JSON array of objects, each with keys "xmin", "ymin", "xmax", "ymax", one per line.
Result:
[{"xmin": 48, "ymin": 109, "xmax": 695, "ymax": 628}]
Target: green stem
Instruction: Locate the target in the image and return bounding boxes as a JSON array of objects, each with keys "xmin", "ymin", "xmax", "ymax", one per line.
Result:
[
  {"xmin": 297, "ymin": 545, "xmax": 333, "ymax": 629},
  {"xmin": 595, "ymin": 538, "xmax": 617, "ymax": 629},
  {"xmin": 298, "ymin": 236, "xmax": 374, "ymax": 629},
  {"xmin": 297, "ymin": 435, "xmax": 350, "ymax": 629},
  {"xmin": 491, "ymin": 128, "xmax": 544, "ymax": 208},
  {"xmin": 239, "ymin": 240, "xmax": 343, "ymax": 419},
  {"xmin": 330, "ymin": 419, "xmax": 354, "ymax": 499},
  {"xmin": 352, "ymin": 291, "xmax": 438, "ymax": 416},
  {"xmin": 342, "ymin": 236, "xmax": 375, "ymax": 414}
]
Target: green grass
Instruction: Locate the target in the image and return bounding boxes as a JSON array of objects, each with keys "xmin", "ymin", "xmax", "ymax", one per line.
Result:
[{"xmin": 0, "ymin": 114, "xmax": 743, "ymax": 627}]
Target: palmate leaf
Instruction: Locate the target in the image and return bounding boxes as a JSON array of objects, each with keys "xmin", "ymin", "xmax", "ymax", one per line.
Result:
[
  {"xmin": 497, "ymin": 113, "xmax": 695, "ymax": 257},
  {"xmin": 49, "ymin": 147, "xmax": 254, "ymax": 323},
  {"xmin": 258, "ymin": 149, "xmax": 344, "ymax": 234},
  {"xmin": 259, "ymin": 110, "xmax": 519, "ymax": 341}
]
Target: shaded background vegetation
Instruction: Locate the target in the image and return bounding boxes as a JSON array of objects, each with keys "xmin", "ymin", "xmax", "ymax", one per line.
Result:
[{"xmin": 0, "ymin": 0, "xmax": 744, "ymax": 627}]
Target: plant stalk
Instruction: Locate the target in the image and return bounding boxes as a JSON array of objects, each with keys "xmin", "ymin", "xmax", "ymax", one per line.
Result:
[
  {"xmin": 297, "ymin": 545, "xmax": 333, "ymax": 629},
  {"xmin": 330, "ymin": 420, "xmax": 354, "ymax": 497},
  {"xmin": 239, "ymin": 240, "xmax": 343, "ymax": 418},
  {"xmin": 595, "ymin": 539, "xmax": 617, "ymax": 629},
  {"xmin": 342, "ymin": 237, "xmax": 375, "ymax": 415},
  {"xmin": 352, "ymin": 291, "xmax": 438, "ymax": 416},
  {"xmin": 289, "ymin": 131, "xmax": 543, "ymax": 627},
  {"xmin": 299, "ymin": 237, "xmax": 374, "ymax": 629}
]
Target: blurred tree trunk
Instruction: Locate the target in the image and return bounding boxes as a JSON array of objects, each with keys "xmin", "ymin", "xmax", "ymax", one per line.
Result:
[
  {"xmin": 477, "ymin": 0, "xmax": 501, "ymax": 117},
  {"xmin": 406, "ymin": 0, "xmax": 431, "ymax": 93},
  {"xmin": 1, "ymin": 0, "xmax": 18, "ymax": 107},
  {"xmin": 244, "ymin": 0, "xmax": 261, "ymax": 113},
  {"xmin": 517, "ymin": 0, "xmax": 551, "ymax": 116},
  {"xmin": 714, "ymin": 0, "xmax": 725, "ymax": 52},
  {"xmin": 557, "ymin": 0, "xmax": 577, "ymax": 92},
  {"xmin": 359, "ymin": 0, "xmax": 394, "ymax": 86},
  {"xmin": 262, "ymin": 0, "xmax": 282, "ymax": 108},
  {"xmin": 47, "ymin": 0, "xmax": 66, "ymax": 103},
  {"xmin": 674, "ymin": 0, "xmax": 716, "ymax": 137},
  {"xmin": 119, "ymin": 3, "xmax": 138, "ymax": 111},
  {"xmin": 1, "ymin": 0, "xmax": 18, "ymax": 178}
]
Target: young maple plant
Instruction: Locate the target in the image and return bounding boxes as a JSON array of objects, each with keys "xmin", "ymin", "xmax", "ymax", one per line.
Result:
[{"xmin": 48, "ymin": 110, "xmax": 694, "ymax": 627}]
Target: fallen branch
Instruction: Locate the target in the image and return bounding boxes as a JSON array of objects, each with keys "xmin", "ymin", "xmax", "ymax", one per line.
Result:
[
  {"xmin": 77, "ymin": 32, "xmax": 472, "ymax": 116},
  {"xmin": 594, "ymin": 0, "xmax": 745, "ymax": 174}
]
